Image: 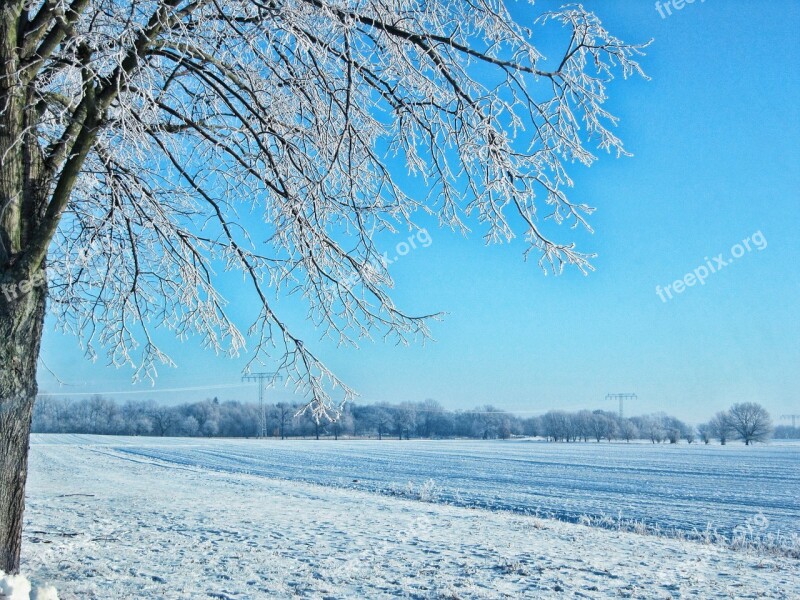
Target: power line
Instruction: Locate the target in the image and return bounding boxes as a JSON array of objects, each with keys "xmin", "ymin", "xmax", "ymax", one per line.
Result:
[{"xmin": 38, "ymin": 385, "xmax": 634, "ymax": 419}]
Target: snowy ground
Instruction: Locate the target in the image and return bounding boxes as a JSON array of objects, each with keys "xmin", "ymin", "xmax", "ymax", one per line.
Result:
[
  {"xmin": 21, "ymin": 436, "xmax": 800, "ymax": 599},
  {"xmin": 34, "ymin": 435, "xmax": 800, "ymax": 538}
]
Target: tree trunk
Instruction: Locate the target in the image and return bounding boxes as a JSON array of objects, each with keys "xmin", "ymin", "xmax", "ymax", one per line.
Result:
[
  {"xmin": 0, "ymin": 280, "xmax": 47, "ymax": 574},
  {"xmin": 0, "ymin": 1, "xmax": 42, "ymax": 574}
]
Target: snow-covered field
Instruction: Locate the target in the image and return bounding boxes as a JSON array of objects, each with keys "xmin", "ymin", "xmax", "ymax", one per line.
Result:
[
  {"xmin": 20, "ymin": 435, "xmax": 800, "ymax": 598},
  {"xmin": 34, "ymin": 435, "xmax": 800, "ymax": 538}
]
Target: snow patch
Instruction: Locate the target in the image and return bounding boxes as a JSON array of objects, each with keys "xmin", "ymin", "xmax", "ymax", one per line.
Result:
[
  {"xmin": 31, "ymin": 586, "xmax": 59, "ymax": 600},
  {"xmin": 0, "ymin": 572, "xmax": 58, "ymax": 600}
]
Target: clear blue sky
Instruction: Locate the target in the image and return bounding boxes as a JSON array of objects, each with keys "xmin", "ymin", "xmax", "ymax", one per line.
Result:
[{"xmin": 38, "ymin": 0, "xmax": 800, "ymax": 423}]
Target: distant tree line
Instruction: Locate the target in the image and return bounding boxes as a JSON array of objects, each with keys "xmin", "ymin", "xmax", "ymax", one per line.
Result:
[
  {"xmin": 32, "ymin": 396, "xmax": 784, "ymax": 444},
  {"xmin": 538, "ymin": 402, "xmax": 777, "ymax": 445},
  {"xmin": 32, "ymin": 397, "xmax": 526, "ymax": 440},
  {"xmin": 774, "ymin": 425, "xmax": 800, "ymax": 440},
  {"xmin": 697, "ymin": 403, "xmax": 774, "ymax": 446}
]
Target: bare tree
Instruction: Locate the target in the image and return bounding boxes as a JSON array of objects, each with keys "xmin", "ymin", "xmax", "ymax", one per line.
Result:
[
  {"xmin": 728, "ymin": 402, "xmax": 772, "ymax": 446},
  {"xmin": 643, "ymin": 415, "xmax": 665, "ymax": 444},
  {"xmin": 304, "ymin": 408, "xmax": 326, "ymax": 440},
  {"xmin": 395, "ymin": 402, "xmax": 417, "ymax": 440},
  {"xmin": 590, "ymin": 413, "xmax": 610, "ymax": 442},
  {"xmin": 588, "ymin": 411, "xmax": 617, "ymax": 442},
  {"xmin": 683, "ymin": 426, "xmax": 696, "ymax": 444},
  {"xmin": 708, "ymin": 411, "xmax": 734, "ymax": 445},
  {"xmin": 0, "ymin": 0, "xmax": 646, "ymax": 572},
  {"xmin": 149, "ymin": 404, "xmax": 176, "ymax": 437},
  {"xmin": 330, "ymin": 409, "xmax": 352, "ymax": 440},
  {"xmin": 121, "ymin": 400, "xmax": 153, "ymax": 435},
  {"xmin": 416, "ymin": 399, "xmax": 443, "ymax": 438},
  {"xmin": 180, "ymin": 415, "xmax": 200, "ymax": 436},
  {"xmin": 575, "ymin": 410, "xmax": 594, "ymax": 442},
  {"xmin": 497, "ymin": 415, "xmax": 512, "ymax": 440},
  {"xmin": 372, "ymin": 406, "xmax": 393, "ymax": 441},
  {"xmin": 275, "ymin": 402, "xmax": 292, "ymax": 440},
  {"xmin": 697, "ymin": 422, "xmax": 711, "ymax": 444},
  {"xmin": 618, "ymin": 419, "xmax": 638, "ymax": 443},
  {"xmin": 542, "ymin": 410, "xmax": 569, "ymax": 442}
]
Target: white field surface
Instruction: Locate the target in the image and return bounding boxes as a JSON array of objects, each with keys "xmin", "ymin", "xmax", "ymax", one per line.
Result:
[{"xmin": 22, "ymin": 435, "xmax": 800, "ymax": 599}]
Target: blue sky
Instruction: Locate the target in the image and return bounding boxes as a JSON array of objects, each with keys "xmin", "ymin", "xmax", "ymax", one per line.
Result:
[{"xmin": 39, "ymin": 0, "xmax": 800, "ymax": 423}]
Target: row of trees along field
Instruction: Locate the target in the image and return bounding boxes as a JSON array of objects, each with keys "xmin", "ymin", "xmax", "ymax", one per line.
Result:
[{"xmin": 33, "ymin": 397, "xmax": 791, "ymax": 444}]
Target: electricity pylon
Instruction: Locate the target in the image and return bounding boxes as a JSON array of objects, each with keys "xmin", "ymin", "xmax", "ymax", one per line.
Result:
[
  {"xmin": 242, "ymin": 372, "xmax": 282, "ymax": 438},
  {"xmin": 781, "ymin": 414, "xmax": 800, "ymax": 428},
  {"xmin": 606, "ymin": 393, "xmax": 637, "ymax": 419}
]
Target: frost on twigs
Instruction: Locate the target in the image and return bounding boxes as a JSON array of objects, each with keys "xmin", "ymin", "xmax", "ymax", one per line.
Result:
[{"xmin": 22, "ymin": 0, "xmax": 647, "ymax": 418}]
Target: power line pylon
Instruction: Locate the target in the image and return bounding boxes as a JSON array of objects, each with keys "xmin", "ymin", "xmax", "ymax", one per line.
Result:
[
  {"xmin": 242, "ymin": 372, "xmax": 282, "ymax": 438},
  {"xmin": 781, "ymin": 414, "xmax": 800, "ymax": 428},
  {"xmin": 605, "ymin": 393, "xmax": 637, "ymax": 419}
]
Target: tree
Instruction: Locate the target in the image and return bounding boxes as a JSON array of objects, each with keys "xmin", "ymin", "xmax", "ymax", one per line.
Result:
[
  {"xmin": 330, "ymin": 409, "xmax": 353, "ymax": 440},
  {"xmin": 642, "ymin": 415, "xmax": 665, "ymax": 444},
  {"xmin": 618, "ymin": 419, "xmax": 638, "ymax": 443},
  {"xmin": 0, "ymin": 0, "xmax": 645, "ymax": 572},
  {"xmin": 80, "ymin": 394, "xmax": 117, "ymax": 433},
  {"xmin": 588, "ymin": 411, "xmax": 617, "ymax": 442},
  {"xmin": 590, "ymin": 413, "xmax": 611, "ymax": 442},
  {"xmin": 497, "ymin": 415, "xmax": 513, "ymax": 440},
  {"xmin": 395, "ymin": 403, "xmax": 417, "ymax": 440},
  {"xmin": 683, "ymin": 426, "xmax": 696, "ymax": 444},
  {"xmin": 542, "ymin": 411, "xmax": 568, "ymax": 442},
  {"xmin": 416, "ymin": 399, "xmax": 444, "ymax": 438},
  {"xmin": 469, "ymin": 406, "xmax": 502, "ymax": 440},
  {"xmin": 275, "ymin": 402, "xmax": 292, "ymax": 440},
  {"xmin": 521, "ymin": 417, "xmax": 539, "ymax": 438},
  {"xmin": 180, "ymin": 415, "xmax": 200, "ymax": 437},
  {"xmin": 773, "ymin": 425, "xmax": 800, "ymax": 440},
  {"xmin": 149, "ymin": 404, "xmax": 176, "ymax": 437},
  {"xmin": 304, "ymin": 408, "xmax": 326, "ymax": 440},
  {"xmin": 371, "ymin": 407, "xmax": 393, "ymax": 441},
  {"xmin": 728, "ymin": 403, "xmax": 772, "ymax": 446},
  {"xmin": 121, "ymin": 400, "xmax": 153, "ymax": 435},
  {"xmin": 575, "ymin": 410, "xmax": 594, "ymax": 442},
  {"xmin": 708, "ymin": 411, "xmax": 734, "ymax": 445},
  {"xmin": 697, "ymin": 422, "xmax": 711, "ymax": 444}
]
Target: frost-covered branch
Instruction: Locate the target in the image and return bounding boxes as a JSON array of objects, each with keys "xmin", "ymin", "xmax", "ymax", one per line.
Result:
[{"xmin": 6, "ymin": 0, "xmax": 648, "ymax": 420}]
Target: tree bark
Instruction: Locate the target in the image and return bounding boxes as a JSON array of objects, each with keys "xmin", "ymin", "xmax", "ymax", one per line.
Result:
[
  {"xmin": 1, "ymin": 3, "xmax": 24, "ymax": 270},
  {"xmin": 0, "ymin": 281, "xmax": 46, "ymax": 574},
  {"xmin": 1, "ymin": 3, "xmax": 49, "ymax": 573}
]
